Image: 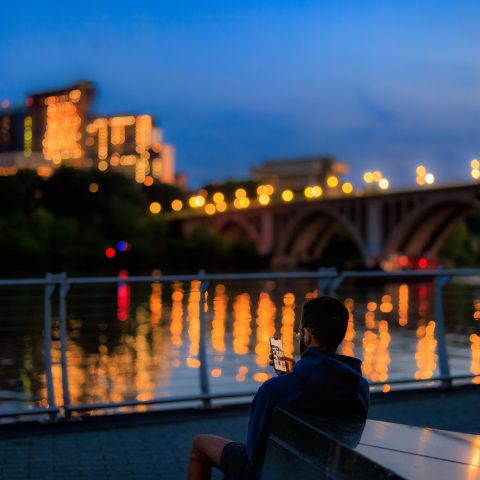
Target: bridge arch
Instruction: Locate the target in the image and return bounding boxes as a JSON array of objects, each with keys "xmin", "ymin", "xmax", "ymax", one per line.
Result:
[
  {"xmin": 212, "ymin": 217, "xmax": 261, "ymax": 248},
  {"xmin": 385, "ymin": 196, "xmax": 480, "ymax": 257},
  {"xmin": 274, "ymin": 207, "xmax": 364, "ymax": 267}
]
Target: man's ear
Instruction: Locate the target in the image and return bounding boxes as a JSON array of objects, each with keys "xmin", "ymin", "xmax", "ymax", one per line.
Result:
[{"xmin": 303, "ymin": 328, "xmax": 312, "ymax": 346}]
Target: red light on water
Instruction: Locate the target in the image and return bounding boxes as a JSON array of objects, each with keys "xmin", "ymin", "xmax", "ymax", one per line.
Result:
[
  {"xmin": 418, "ymin": 258, "xmax": 428, "ymax": 269},
  {"xmin": 105, "ymin": 247, "xmax": 116, "ymax": 258},
  {"xmin": 117, "ymin": 270, "xmax": 130, "ymax": 321}
]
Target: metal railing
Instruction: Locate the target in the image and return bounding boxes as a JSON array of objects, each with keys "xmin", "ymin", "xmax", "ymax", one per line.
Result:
[{"xmin": 1, "ymin": 267, "xmax": 479, "ymax": 421}]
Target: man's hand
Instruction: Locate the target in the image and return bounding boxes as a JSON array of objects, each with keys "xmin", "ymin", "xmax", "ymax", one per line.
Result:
[{"xmin": 269, "ymin": 353, "xmax": 295, "ymax": 375}]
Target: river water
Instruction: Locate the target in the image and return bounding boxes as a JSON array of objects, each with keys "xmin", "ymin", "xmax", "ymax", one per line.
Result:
[{"xmin": 1, "ymin": 274, "xmax": 479, "ymax": 413}]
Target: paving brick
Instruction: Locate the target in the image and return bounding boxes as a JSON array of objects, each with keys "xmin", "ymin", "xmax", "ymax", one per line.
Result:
[{"xmin": 1, "ymin": 389, "xmax": 480, "ymax": 478}]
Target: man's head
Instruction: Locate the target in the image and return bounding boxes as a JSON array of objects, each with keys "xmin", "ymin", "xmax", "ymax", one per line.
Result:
[{"xmin": 300, "ymin": 296, "xmax": 349, "ymax": 354}]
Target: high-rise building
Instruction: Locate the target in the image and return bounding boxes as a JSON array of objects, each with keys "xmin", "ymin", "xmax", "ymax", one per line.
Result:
[
  {"xmin": 252, "ymin": 155, "xmax": 348, "ymax": 192},
  {"xmin": 0, "ymin": 81, "xmax": 176, "ymax": 184}
]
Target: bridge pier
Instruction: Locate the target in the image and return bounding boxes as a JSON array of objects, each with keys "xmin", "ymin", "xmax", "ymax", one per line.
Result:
[
  {"xmin": 259, "ymin": 211, "xmax": 274, "ymax": 255},
  {"xmin": 365, "ymin": 202, "xmax": 383, "ymax": 266}
]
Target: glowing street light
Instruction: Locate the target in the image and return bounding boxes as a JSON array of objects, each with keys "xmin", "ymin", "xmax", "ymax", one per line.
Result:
[
  {"xmin": 326, "ymin": 176, "xmax": 339, "ymax": 188},
  {"xmin": 216, "ymin": 201, "xmax": 227, "ymax": 212},
  {"xmin": 363, "ymin": 172, "xmax": 374, "ymax": 184},
  {"xmin": 364, "ymin": 170, "xmax": 387, "ymax": 189},
  {"xmin": 188, "ymin": 196, "xmax": 205, "ymax": 208},
  {"xmin": 425, "ymin": 173, "xmax": 435, "ymax": 185},
  {"xmin": 341, "ymin": 182, "xmax": 353, "ymax": 194},
  {"xmin": 149, "ymin": 202, "xmax": 161, "ymax": 214},
  {"xmin": 212, "ymin": 192, "xmax": 224, "ymax": 203},
  {"xmin": 264, "ymin": 184, "xmax": 274, "ymax": 195},
  {"xmin": 471, "ymin": 159, "xmax": 480, "ymax": 180},
  {"xmin": 204, "ymin": 203, "xmax": 216, "ymax": 215},
  {"xmin": 235, "ymin": 188, "xmax": 247, "ymax": 199},
  {"xmin": 281, "ymin": 189, "xmax": 294, "ymax": 202},
  {"xmin": 416, "ymin": 165, "xmax": 426, "ymax": 176},
  {"xmin": 416, "ymin": 165, "xmax": 434, "ymax": 186},
  {"xmin": 171, "ymin": 199, "xmax": 183, "ymax": 211},
  {"xmin": 258, "ymin": 194, "xmax": 270, "ymax": 205},
  {"xmin": 379, "ymin": 178, "xmax": 389, "ymax": 190}
]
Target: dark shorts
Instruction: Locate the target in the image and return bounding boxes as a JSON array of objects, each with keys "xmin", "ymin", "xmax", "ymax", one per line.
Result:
[{"xmin": 220, "ymin": 442, "xmax": 255, "ymax": 480}]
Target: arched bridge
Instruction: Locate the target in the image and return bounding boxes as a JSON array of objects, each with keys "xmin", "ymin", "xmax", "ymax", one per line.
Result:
[{"xmin": 178, "ymin": 184, "xmax": 480, "ymax": 268}]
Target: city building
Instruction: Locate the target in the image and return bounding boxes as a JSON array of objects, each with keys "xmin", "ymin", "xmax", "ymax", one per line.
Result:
[
  {"xmin": 251, "ymin": 155, "xmax": 348, "ymax": 192},
  {"xmin": 0, "ymin": 81, "xmax": 176, "ymax": 184}
]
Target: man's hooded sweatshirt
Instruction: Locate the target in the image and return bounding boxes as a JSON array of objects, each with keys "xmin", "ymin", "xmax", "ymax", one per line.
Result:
[{"xmin": 246, "ymin": 347, "xmax": 369, "ymax": 476}]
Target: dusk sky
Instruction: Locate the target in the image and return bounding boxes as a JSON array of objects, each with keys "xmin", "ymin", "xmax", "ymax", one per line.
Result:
[{"xmin": 1, "ymin": 0, "xmax": 480, "ymax": 187}]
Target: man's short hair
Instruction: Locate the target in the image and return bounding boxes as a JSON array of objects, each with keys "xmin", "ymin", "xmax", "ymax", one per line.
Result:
[{"xmin": 302, "ymin": 296, "xmax": 349, "ymax": 349}]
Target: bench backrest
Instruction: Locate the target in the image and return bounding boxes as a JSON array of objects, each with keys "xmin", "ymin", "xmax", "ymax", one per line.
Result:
[{"xmin": 261, "ymin": 408, "xmax": 480, "ymax": 479}]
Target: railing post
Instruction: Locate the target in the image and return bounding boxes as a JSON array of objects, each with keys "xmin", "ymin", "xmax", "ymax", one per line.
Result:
[
  {"xmin": 434, "ymin": 274, "xmax": 452, "ymax": 387},
  {"xmin": 58, "ymin": 274, "xmax": 71, "ymax": 416},
  {"xmin": 316, "ymin": 268, "xmax": 337, "ymax": 295},
  {"xmin": 43, "ymin": 273, "xmax": 57, "ymax": 419},
  {"xmin": 197, "ymin": 270, "xmax": 212, "ymax": 409},
  {"xmin": 328, "ymin": 273, "xmax": 345, "ymax": 297}
]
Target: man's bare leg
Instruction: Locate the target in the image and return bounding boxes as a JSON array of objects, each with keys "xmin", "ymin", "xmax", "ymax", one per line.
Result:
[{"xmin": 187, "ymin": 434, "xmax": 232, "ymax": 480}]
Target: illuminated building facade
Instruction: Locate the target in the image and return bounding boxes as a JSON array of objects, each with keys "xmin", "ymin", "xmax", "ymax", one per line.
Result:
[
  {"xmin": 252, "ymin": 156, "xmax": 348, "ymax": 192},
  {"xmin": 85, "ymin": 114, "xmax": 175, "ymax": 184},
  {"xmin": 0, "ymin": 81, "xmax": 176, "ymax": 184}
]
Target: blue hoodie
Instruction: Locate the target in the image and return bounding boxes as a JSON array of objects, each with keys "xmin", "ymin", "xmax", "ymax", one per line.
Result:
[{"xmin": 246, "ymin": 347, "xmax": 369, "ymax": 476}]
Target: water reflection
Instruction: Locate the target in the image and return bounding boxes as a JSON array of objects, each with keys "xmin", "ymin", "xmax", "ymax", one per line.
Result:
[
  {"xmin": 342, "ymin": 298, "xmax": 355, "ymax": 357},
  {"xmin": 415, "ymin": 321, "xmax": 437, "ymax": 380},
  {"xmin": 281, "ymin": 293, "xmax": 295, "ymax": 359},
  {"xmin": 117, "ymin": 270, "xmax": 130, "ymax": 322},
  {"xmin": 361, "ymin": 320, "xmax": 391, "ymax": 385},
  {"xmin": 149, "ymin": 281, "xmax": 162, "ymax": 326},
  {"xmin": 398, "ymin": 284, "xmax": 409, "ymax": 326},
  {"xmin": 212, "ymin": 284, "xmax": 227, "ymax": 353},
  {"xmin": 255, "ymin": 292, "xmax": 276, "ymax": 370},
  {"xmin": 170, "ymin": 282, "xmax": 184, "ymax": 347},
  {"xmin": 26, "ymin": 278, "xmax": 480, "ymax": 410},
  {"xmin": 186, "ymin": 280, "xmax": 200, "ymax": 368},
  {"xmin": 233, "ymin": 293, "xmax": 252, "ymax": 355}
]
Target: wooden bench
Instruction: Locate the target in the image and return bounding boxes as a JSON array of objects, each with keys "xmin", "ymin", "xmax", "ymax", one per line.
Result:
[{"xmin": 261, "ymin": 408, "xmax": 480, "ymax": 479}]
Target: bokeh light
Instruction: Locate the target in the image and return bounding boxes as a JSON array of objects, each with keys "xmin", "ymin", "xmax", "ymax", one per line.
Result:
[
  {"xmin": 281, "ymin": 189, "xmax": 294, "ymax": 202},
  {"xmin": 116, "ymin": 241, "xmax": 128, "ymax": 251},
  {"xmin": 204, "ymin": 203, "xmax": 216, "ymax": 215},
  {"xmin": 363, "ymin": 172, "xmax": 373, "ymax": 183},
  {"xmin": 149, "ymin": 201, "xmax": 161, "ymax": 214},
  {"xmin": 171, "ymin": 199, "xmax": 183, "ymax": 211},
  {"xmin": 258, "ymin": 194, "xmax": 270, "ymax": 205},
  {"xmin": 212, "ymin": 192, "xmax": 224, "ymax": 203}
]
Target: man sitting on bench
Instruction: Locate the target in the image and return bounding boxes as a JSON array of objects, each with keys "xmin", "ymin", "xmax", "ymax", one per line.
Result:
[{"xmin": 187, "ymin": 295, "xmax": 370, "ymax": 480}]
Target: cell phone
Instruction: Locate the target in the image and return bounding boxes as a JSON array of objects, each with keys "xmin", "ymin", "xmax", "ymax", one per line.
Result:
[{"xmin": 270, "ymin": 337, "xmax": 287, "ymax": 373}]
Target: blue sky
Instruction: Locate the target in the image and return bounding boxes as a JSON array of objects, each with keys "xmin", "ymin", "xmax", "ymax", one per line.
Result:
[{"xmin": 1, "ymin": 0, "xmax": 480, "ymax": 187}]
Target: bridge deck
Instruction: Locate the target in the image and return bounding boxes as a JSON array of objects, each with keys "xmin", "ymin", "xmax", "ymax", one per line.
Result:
[{"xmin": 1, "ymin": 386, "xmax": 480, "ymax": 479}]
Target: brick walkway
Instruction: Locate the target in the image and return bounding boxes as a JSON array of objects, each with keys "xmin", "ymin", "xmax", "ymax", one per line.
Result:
[{"xmin": 1, "ymin": 387, "xmax": 480, "ymax": 479}]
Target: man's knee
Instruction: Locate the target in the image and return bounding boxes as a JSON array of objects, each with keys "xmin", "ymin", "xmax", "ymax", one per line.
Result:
[{"xmin": 191, "ymin": 434, "xmax": 210, "ymax": 457}]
